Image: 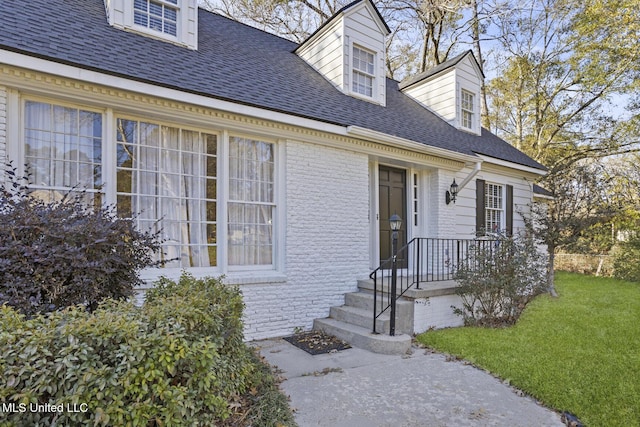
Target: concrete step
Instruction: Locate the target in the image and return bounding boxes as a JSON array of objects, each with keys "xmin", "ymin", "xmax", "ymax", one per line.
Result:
[
  {"xmin": 330, "ymin": 304, "xmax": 389, "ymax": 333},
  {"xmin": 357, "ymin": 278, "xmax": 459, "ymax": 298},
  {"xmin": 344, "ymin": 291, "xmax": 414, "ymax": 313},
  {"xmin": 313, "ymin": 317, "xmax": 412, "ymax": 355}
]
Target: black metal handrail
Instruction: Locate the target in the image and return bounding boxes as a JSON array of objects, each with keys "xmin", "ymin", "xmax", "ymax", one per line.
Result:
[{"xmin": 370, "ymin": 237, "xmax": 496, "ymax": 334}]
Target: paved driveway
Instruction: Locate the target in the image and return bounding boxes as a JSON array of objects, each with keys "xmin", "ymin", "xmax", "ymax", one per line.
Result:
[{"xmin": 255, "ymin": 338, "xmax": 565, "ymax": 427}]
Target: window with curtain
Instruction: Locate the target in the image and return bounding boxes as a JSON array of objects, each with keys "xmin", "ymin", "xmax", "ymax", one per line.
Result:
[
  {"xmin": 228, "ymin": 136, "xmax": 275, "ymax": 266},
  {"xmin": 24, "ymin": 100, "xmax": 103, "ymax": 205},
  {"xmin": 116, "ymin": 118, "xmax": 217, "ymax": 268},
  {"xmin": 485, "ymin": 183, "xmax": 504, "ymax": 233}
]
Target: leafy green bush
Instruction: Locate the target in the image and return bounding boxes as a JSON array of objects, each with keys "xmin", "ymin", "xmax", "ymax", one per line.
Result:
[
  {"xmin": 0, "ymin": 166, "xmax": 162, "ymax": 316},
  {"xmin": 454, "ymin": 233, "xmax": 548, "ymax": 326},
  {"xmin": 0, "ymin": 274, "xmax": 254, "ymax": 426},
  {"xmin": 612, "ymin": 235, "xmax": 640, "ymax": 282}
]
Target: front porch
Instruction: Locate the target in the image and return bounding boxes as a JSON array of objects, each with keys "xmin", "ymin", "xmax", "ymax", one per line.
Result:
[
  {"xmin": 314, "ymin": 237, "xmax": 486, "ymax": 354},
  {"xmin": 313, "ymin": 277, "xmax": 463, "ymax": 355}
]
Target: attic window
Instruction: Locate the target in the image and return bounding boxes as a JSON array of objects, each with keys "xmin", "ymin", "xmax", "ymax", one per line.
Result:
[
  {"xmin": 461, "ymin": 90, "xmax": 474, "ymax": 129},
  {"xmin": 352, "ymin": 46, "xmax": 375, "ymax": 97},
  {"xmin": 134, "ymin": 0, "xmax": 178, "ymax": 37}
]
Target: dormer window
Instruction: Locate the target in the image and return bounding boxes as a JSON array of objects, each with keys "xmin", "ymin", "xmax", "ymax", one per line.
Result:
[
  {"xmin": 134, "ymin": 0, "xmax": 178, "ymax": 36},
  {"xmin": 104, "ymin": 0, "xmax": 197, "ymax": 50},
  {"xmin": 461, "ymin": 90, "xmax": 474, "ymax": 129},
  {"xmin": 352, "ymin": 46, "xmax": 375, "ymax": 98}
]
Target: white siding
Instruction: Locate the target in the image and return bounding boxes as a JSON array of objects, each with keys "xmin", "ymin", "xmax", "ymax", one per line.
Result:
[
  {"xmin": 403, "ymin": 72, "xmax": 456, "ymax": 124},
  {"xmin": 343, "ymin": 4, "xmax": 387, "ymax": 105},
  {"xmin": 297, "ymin": 0, "xmax": 387, "ymax": 105},
  {"xmin": 402, "ymin": 52, "xmax": 483, "ymax": 134},
  {"xmin": 454, "ymin": 167, "xmax": 532, "ymax": 237},
  {"xmin": 456, "ymin": 55, "xmax": 482, "ymax": 135},
  {"xmin": 296, "ymin": 20, "xmax": 345, "ymax": 89}
]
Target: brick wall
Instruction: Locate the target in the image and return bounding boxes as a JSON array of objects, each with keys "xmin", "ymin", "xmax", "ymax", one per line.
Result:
[
  {"xmin": 0, "ymin": 86, "xmax": 6, "ymax": 179},
  {"xmin": 241, "ymin": 139, "xmax": 371, "ymax": 340}
]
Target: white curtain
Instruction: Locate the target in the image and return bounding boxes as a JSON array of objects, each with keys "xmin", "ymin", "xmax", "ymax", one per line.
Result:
[
  {"xmin": 24, "ymin": 101, "xmax": 102, "ymax": 203},
  {"xmin": 124, "ymin": 122, "xmax": 212, "ymax": 268},
  {"xmin": 228, "ymin": 137, "xmax": 274, "ymax": 266}
]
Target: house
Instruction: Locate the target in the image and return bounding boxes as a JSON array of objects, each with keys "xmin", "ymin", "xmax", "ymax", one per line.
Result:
[{"xmin": 0, "ymin": 0, "xmax": 546, "ymax": 352}]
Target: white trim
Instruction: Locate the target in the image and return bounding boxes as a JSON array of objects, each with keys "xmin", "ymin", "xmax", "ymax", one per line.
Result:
[
  {"xmin": 348, "ymin": 125, "xmax": 480, "ymax": 165},
  {"xmin": 476, "ymin": 154, "xmax": 546, "ymax": 176},
  {"xmin": 0, "ymin": 50, "xmax": 347, "ymax": 137},
  {"xmin": 369, "ymin": 159, "xmax": 380, "ymax": 269}
]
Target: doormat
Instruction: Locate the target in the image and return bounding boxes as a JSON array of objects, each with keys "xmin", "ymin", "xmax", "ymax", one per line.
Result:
[{"xmin": 283, "ymin": 330, "xmax": 351, "ymax": 355}]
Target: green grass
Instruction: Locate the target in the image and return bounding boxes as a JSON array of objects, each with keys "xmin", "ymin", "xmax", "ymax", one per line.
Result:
[{"xmin": 417, "ymin": 272, "xmax": 640, "ymax": 427}]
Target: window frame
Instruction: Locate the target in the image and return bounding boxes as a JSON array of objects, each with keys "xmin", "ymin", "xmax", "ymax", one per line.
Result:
[
  {"xmin": 226, "ymin": 135, "xmax": 277, "ymax": 270},
  {"xmin": 131, "ymin": 0, "xmax": 181, "ymax": 40},
  {"xmin": 114, "ymin": 115, "xmax": 220, "ymax": 269},
  {"xmin": 484, "ymin": 182, "xmax": 504, "ymax": 234},
  {"xmin": 16, "ymin": 96, "xmax": 282, "ymax": 274},
  {"xmin": 351, "ymin": 45, "xmax": 376, "ymax": 99},
  {"xmin": 461, "ymin": 89, "xmax": 474, "ymax": 130},
  {"xmin": 19, "ymin": 98, "xmax": 105, "ymax": 205}
]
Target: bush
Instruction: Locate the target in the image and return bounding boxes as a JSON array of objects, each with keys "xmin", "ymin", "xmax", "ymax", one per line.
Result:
[
  {"xmin": 0, "ymin": 166, "xmax": 162, "ymax": 315},
  {"xmin": 0, "ymin": 274, "xmax": 257, "ymax": 426},
  {"xmin": 453, "ymin": 233, "xmax": 548, "ymax": 326},
  {"xmin": 612, "ymin": 236, "xmax": 640, "ymax": 282}
]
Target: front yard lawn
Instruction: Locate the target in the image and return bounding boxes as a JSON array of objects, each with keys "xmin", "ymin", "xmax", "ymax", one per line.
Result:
[{"xmin": 417, "ymin": 272, "xmax": 640, "ymax": 427}]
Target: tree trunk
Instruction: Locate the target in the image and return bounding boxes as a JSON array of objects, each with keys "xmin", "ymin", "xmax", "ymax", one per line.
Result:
[
  {"xmin": 470, "ymin": 0, "xmax": 490, "ymax": 129},
  {"xmin": 547, "ymin": 246, "xmax": 558, "ymax": 297}
]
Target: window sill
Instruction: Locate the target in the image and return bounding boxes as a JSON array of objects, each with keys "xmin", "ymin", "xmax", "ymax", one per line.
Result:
[{"xmin": 137, "ymin": 267, "xmax": 287, "ymax": 289}]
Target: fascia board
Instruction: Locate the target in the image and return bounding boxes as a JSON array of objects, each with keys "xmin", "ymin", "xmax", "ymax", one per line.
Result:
[
  {"xmin": 0, "ymin": 49, "xmax": 349, "ymax": 136},
  {"xmin": 347, "ymin": 125, "xmax": 481, "ymax": 165},
  {"xmin": 476, "ymin": 153, "xmax": 547, "ymax": 176}
]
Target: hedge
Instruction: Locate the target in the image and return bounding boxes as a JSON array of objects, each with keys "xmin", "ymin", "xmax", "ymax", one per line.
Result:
[{"xmin": 0, "ymin": 274, "xmax": 253, "ymax": 426}]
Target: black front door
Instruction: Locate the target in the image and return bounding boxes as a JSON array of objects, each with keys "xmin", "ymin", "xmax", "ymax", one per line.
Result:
[{"xmin": 378, "ymin": 165, "xmax": 407, "ymax": 267}]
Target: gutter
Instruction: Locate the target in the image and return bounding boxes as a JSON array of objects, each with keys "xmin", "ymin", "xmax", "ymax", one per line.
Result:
[{"xmin": 457, "ymin": 162, "xmax": 482, "ymax": 192}]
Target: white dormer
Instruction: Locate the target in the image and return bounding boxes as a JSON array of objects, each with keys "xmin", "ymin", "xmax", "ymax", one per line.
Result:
[
  {"xmin": 399, "ymin": 50, "xmax": 484, "ymax": 135},
  {"xmin": 295, "ymin": 0, "xmax": 390, "ymax": 106},
  {"xmin": 104, "ymin": 0, "xmax": 198, "ymax": 50}
]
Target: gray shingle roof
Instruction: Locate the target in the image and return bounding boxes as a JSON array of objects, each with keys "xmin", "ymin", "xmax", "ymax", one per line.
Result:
[
  {"xmin": 398, "ymin": 50, "xmax": 485, "ymax": 90},
  {"xmin": 0, "ymin": 0, "xmax": 545, "ymax": 171}
]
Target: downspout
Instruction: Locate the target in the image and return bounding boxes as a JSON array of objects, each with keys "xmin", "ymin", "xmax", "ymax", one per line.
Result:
[{"xmin": 457, "ymin": 161, "xmax": 482, "ymax": 192}]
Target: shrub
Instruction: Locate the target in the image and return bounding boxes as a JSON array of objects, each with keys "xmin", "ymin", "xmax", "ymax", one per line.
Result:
[
  {"xmin": 612, "ymin": 235, "xmax": 640, "ymax": 282},
  {"xmin": 453, "ymin": 233, "xmax": 548, "ymax": 326},
  {"xmin": 0, "ymin": 274, "xmax": 255, "ymax": 426},
  {"xmin": 0, "ymin": 166, "xmax": 162, "ymax": 316}
]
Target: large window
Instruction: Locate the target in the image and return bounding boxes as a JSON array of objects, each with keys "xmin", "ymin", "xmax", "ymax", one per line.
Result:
[
  {"xmin": 21, "ymin": 100, "xmax": 280, "ymax": 271},
  {"xmin": 352, "ymin": 46, "xmax": 375, "ymax": 97},
  {"xmin": 228, "ymin": 137, "xmax": 275, "ymax": 266},
  {"xmin": 116, "ymin": 118, "xmax": 218, "ymax": 268},
  {"xmin": 461, "ymin": 90, "xmax": 474, "ymax": 129},
  {"xmin": 485, "ymin": 183, "xmax": 504, "ymax": 233},
  {"xmin": 24, "ymin": 101, "xmax": 102, "ymax": 205},
  {"xmin": 134, "ymin": 0, "xmax": 178, "ymax": 36}
]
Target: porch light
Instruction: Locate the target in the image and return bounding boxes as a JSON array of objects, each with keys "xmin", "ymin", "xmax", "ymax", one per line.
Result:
[
  {"xmin": 446, "ymin": 179, "xmax": 459, "ymax": 205},
  {"xmin": 389, "ymin": 213, "xmax": 402, "ymax": 231}
]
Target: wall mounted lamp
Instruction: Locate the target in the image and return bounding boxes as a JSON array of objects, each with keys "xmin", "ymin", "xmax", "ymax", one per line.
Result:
[{"xmin": 445, "ymin": 179, "xmax": 459, "ymax": 205}]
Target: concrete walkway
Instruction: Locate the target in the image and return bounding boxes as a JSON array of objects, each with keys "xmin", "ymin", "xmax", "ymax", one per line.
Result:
[{"xmin": 254, "ymin": 338, "xmax": 565, "ymax": 427}]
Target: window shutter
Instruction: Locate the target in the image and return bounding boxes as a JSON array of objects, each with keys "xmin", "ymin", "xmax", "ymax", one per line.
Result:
[
  {"xmin": 506, "ymin": 184, "xmax": 514, "ymax": 236},
  {"xmin": 476, "ymin": 179, "xmax": 485, "ymax": 236}
]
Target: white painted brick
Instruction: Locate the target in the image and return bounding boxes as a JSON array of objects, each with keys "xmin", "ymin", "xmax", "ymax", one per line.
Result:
[
  {"xmin": 0, "ymin": 85, "xmax": 6, "ymax": 180},
  {"xmin": 239, "ymin": 140, "xmax": 370, "ymax": 340}
]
